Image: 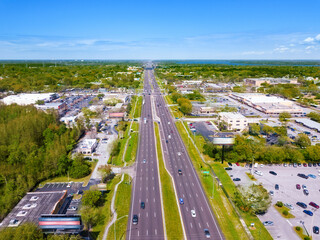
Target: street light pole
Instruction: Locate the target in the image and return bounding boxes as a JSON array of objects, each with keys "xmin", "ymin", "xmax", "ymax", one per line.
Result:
[{"xmin": 300, "ymin": 220, "xmax": 309, "ymax": 237}]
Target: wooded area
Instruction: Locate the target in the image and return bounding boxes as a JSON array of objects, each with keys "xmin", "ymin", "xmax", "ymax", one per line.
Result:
[{"xmin": 0, "ymin": 104, "xmax": 84, "ymax": 220}]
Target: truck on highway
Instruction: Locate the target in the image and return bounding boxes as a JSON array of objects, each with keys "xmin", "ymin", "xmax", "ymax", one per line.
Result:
[{"xmin": 144, "ymin": 118, "xmax": 147, "ymax": 124}]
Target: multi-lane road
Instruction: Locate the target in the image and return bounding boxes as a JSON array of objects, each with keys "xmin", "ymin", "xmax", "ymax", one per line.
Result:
[
  {"xmin": 127, "ymin": 67, "xmax": 224, "ymax": 239},
  {"xmin": 127, "ymin": 70, "xmax": 164, "ymax": 240}
]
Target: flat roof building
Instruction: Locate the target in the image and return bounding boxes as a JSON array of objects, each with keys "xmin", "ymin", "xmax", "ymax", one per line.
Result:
[
  {"xmin": 78, "ymin": 139, "xmax": 98, "ymax": 154},
  {"xmin": 230, "ymin": 93, "xmax": 304, "ymax": 116},
  {"xmin": 1, "ymin": 93, "xmax": 58, "ymax": 105},
  {"xmin": 244, "ymin": 78, "xmax": 298, "ymax": 87},
  {"xmin": 0, "ymin": 191, "xmax": 67, "ymax": 228},
  {"xmin": 295, "ymin": 118, "xmax": 320, "ymax": 133},
  {"xmin": 219, "ymin": 112, "xmax": 248, "ymax": 132}
]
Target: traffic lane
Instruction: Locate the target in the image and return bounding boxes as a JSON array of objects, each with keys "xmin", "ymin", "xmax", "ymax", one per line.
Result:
[
  {"xmin": 155, "ymin": 89, "xmax": 224, "ymax": 239},
  {"xmin": 156, "ymin": 99, "xmax": 217, "ymax": 238}
]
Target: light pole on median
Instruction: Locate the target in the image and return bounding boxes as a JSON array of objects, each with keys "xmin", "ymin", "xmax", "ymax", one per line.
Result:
[{"xmin": 300, "ymin": 220, "xmax": 309, "ymax": 237}]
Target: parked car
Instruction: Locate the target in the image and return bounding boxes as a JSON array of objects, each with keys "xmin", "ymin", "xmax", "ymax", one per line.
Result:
[
  {"xmin": 296, "ymin": 202, "xmax": 307, "ymax": 209},
  {"xmin": 303, "ymin": 210, "xmax": 313, "ymax": 216},
  {"xmin": 308, "ymin": 174, "xmax": 316, "ymax": 179},
  {"xmin": 309, "ymin": 202, "xmax": 319, "ymax": 209},
  {"xmin": 236, "ymin": 162, "xmax": 240, "ymax": 166},
  {"xmin": 225, "ymin": 167, "xmax": 232, "ymax": 170},
  {"xmin": 296, "ymin": 184, "xmax": 301, "ymax": 190},
  {"xmin": 303, "ymin": 189, "xmax": 309, "ymax": 195},
  {"xmin": 302, "ymin": 184, "xmax": 307, "ymax": 190},
  {"xmin": 313, "ymin": 226, "xmax": 319, "ymax": 234},
  {"xmin": 254, "ymin": 170, "xmax": 263, "ymax": 176},
  {"xmin": 269, "ymin": 171, "xmax": 277, "ymax": 176},
  {"xmin": 297, "ymin": 173, "xmax": 309, "ymax": 179},
  {"xmin": 233, "ymin": 178, "xmax": 241, "ymax": 182},
  {"xmin": 303, "ymin": 163, "xmax": 308, "ymax": 167},
  {"xmin": 228, "ymin": 162, "xmax": 232, "ymax": 167},
  {"xmin": 275, "ymin": 184, "xmax": 279, "ymax": 190},
  {"xmin": 269, "ymin": 191, "xmax": 274, "ymax": 196},
  {"xmin": 284, "ymin": 203, "xmax": 294, "ymax": 210}
]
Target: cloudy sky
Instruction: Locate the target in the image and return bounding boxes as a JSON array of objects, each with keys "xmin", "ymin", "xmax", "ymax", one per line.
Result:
[{"xmin": 0, "ymin": 0, "xmax": 319, "ymax": 59}]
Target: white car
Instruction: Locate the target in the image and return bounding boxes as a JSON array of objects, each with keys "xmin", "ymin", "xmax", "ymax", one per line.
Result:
[
  {"xmin": 143, "ymin": 159, "xmax": 146, "ymax": 163},
  {"xmin": 284, "ymin": 203, "xmax": 294, "ymax": 210},
  {"xmin": 254, "ymin": 170, "xmax": 263, "ymax": 176},
  {"xmin": 191, "ymin": 210, "xmax": 196, "ymax": 217}
]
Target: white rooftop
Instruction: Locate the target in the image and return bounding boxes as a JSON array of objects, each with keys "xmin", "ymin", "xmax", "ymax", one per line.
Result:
[
  {"xmin": 2, "ymin": 93, "xmax": 55, "ymax": 105},
  {"xmin": 219, "ymin": 112, "xmax": 246, "ymax": 119},
  {"xmin": 232, "ymin": 93, "xmax": 291, "ymax": 104}
]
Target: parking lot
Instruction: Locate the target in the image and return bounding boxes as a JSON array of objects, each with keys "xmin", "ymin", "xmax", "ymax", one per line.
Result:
[{"xmin": 227, "ymin": 164, "xmax": 320, "ymax": 239}]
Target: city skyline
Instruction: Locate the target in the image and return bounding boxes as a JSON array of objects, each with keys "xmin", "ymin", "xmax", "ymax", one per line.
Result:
[{"xmin": 0, "ymin": 0, "xmax": 319, "ymax": 59}]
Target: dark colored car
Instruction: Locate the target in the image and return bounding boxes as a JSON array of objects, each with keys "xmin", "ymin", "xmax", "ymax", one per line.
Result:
[
  {"xmin": 296, "ymin": 202, "xmax": 307, "ymax": 209},
  {"xmin": 313, "ymin": 226, "xmax": 319, "ymax": 234},
  {"xmin": 308, "ymin": 163, "xmax": 312, "ymax": 167},
  {"xmin": 228, "ymin": 162, "xmax": 232, "ymax": 167},
  {"xmin": 313, "ymin": 163, "xmax": 317, "ymax": 167},
  {"xmin": 249, "ymin": 164, "xmax": 253, "ymax": 168},
  {"xmin": 318, "ymin": 163, "xmax": 320, "ymax": 167},
  {"xmin": 140, "ymin": 202, "xmax": 145, "ymax": 209},
  {"xmin": 178, "ymin": 169, "xmax": 182, "ymax": 175},
  {"xmin": 298, "ymin": 163, "xmax": 302, "ymax": 167},
  {"xmin": 204, "ymin": 229, "xmax": 211, "ymax": 239},
  {"xmin": 296, "ymin": 184, "xmax": 301, "ymax": 190},
  {"xmin": 309, "ymin": 202, "xmax": 319, "ymax": 209},
  {"xmin": 225, "ymin": 167, "xmax": 232, "ymax": 170},
  {"xmin": 297, "ymin": 173, "xmax": 309, "ymax": 179},
  {"xmin": 233, "ymin": 178, "xmax": 241, "ymax": 181},
  {"xmin": 275, "ymin": 184, "xmax": 279, "ymax": 190},
  {"xmin": 303, "ymin": 210, "xmax": 313, "ymax": 216},
  {"xmin": 132, "ymin": 215, "xmax": 138, "ymax": 224},
  {"xmin": 303, "ymin": 189, "xmax": 309, "ymax": 195},
  {"xmin": 269, "ymin": 171, "xmax": 277, "ymax": 176}
]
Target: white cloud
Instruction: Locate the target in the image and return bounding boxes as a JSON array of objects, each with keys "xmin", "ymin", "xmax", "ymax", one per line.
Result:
[
  {"xmin": 316, "ymin": 34, "xmax": 320, "ymax": 41},
  {"xmin": 274, "ymin": 46, "xmax": 289, "ymax": 53},
  {"xmin": 306, "ymin": 46, "xmax": 315, "ymax": 50},
  {"xmin": 304, "ymin": 37, "xmax": 314, "ymax": 43}
]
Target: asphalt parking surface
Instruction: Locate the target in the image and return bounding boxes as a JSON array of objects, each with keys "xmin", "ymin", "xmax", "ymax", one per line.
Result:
[{"xmin": 227, "ymin": 164, "xmax": 320, "ymax": 240}]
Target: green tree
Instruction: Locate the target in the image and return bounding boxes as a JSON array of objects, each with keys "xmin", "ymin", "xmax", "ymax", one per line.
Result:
[
  {"xmin": 0, "ymin": 223, "xmax": 43, "ymax": 240},
  {"xmin": 69, "ymin": 154, "xmax": 91, "ymax": 179},
  {"xmin": 295, "ymin": 134, "xmax": 311, "ymax": 148},
  {"xmin": 82, "ymin": 190, "xmax": 102, "ymax": 207},
  {"xmin": 249, "ymin": 123, "xmax": 260, "ymax": 136},
  {"xmin": 171, "ymin": 92, "xmax": 183, "ymax": 103},
  {"xmin": 279, "ymin": 112, "xmax": 292, "ymax": 122},
  {"xmin": 180, "ymin": 102, "xmax": 192, "ymax": 114}
]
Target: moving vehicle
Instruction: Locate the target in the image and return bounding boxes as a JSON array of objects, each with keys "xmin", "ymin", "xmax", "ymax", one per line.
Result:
[
  {"xmin": 144, "ymin": 118, "xmax": 147, "ymax": 124},
  {"xmin": 179, "ymin": 198, "xmax": 184, "ymax": 205},
  {"xmin": 296, "ymin": 202, "xmax": 307, "ymax": 209},
  {"xmin": 303, "ymin": 210, "xmax": 313, "ymax": 216},
  {"xmin": 204, "ymin": 229, "xmax": 211, "ymax": 238},
  {"xmin": 143, "ymin": 159, "xmax": 146, "ymax": 163},
  {"xmin": 178, "ymin": 169, "xmax": 182, "ymax": 175},
  {"xmin": 140, "ymin": 202, "xmax": 145, "ymax": 209},
  {"xmin": 191, "ymin": 209, "xmax": 196, "ymax": 217},
  {"xmin": 132, "ymin": 215, "xmax": 138, "ymax": 224},
  {"xmin": 263, "ymin": 221, "xmax": 274, "ymax": 226}
]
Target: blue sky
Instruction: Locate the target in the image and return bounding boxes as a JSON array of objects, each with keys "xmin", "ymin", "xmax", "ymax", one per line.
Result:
[{"xmin": 0, "ymin": 0, "xmax": 319, "ymax": 59}]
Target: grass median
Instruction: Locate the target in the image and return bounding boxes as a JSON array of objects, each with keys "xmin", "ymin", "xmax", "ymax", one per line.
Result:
[
  {"xmin": 133, "ymin": 96, "xmax": 143, "ymax": 119},
  {"xmin": 155, "ymin": 122, "xmax": 184, "ymax": 240},
  {"xmin": 107, "ymin": 174, "xmax": 132, "ymax": 240}
]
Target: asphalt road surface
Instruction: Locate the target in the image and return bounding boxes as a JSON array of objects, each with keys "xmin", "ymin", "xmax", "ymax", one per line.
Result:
[
  {"xmin": 126, "ymin": 69, "xmax": 164, "ymax": 240},
  {"xmin": 150, "ymin": 69, "xmax": 225, "ymax": 240}
]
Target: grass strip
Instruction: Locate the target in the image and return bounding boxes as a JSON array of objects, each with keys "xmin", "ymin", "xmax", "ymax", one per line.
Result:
[
  {"xmin": 90, "ymin": 175, "xmax": 121, "ymax": 240},
  {"xmin": 107, "ymin": 174, "xmax": 132, "ymax": 240},
  {"xmin": 155, "ymin": 122, "xmax": 183, "ymax": 239},
  {"xmin": 133, "ymin": 96, "xmax": 143, "ymax": 119},
  {"xmin": 294, "ymin": 226, "xmax": 311, "ymax": 240},
  {"xmin": 274, "ymin": 205, "xmax": 295, "ymax": 218},
  {"xmin": 175, "ymin": 121, "xmax": 247, "ymax": 240}
]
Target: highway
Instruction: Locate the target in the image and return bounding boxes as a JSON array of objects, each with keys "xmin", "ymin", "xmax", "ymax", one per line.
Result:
[
  {"xmin": 150, "ymin": 69, "xmax": 225, "ymax": 240},
  {"xmin": 127, "ymin": 70, "xmax": 165, "ymax": 240}
]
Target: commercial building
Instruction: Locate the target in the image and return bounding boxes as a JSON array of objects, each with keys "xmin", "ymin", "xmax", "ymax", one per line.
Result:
[
  {"xmin": 78, "ymin": 139, "xmax": 98, "ymax": 154},
  {"xmin": 230, "ymin": 93, "xmax": 305, "ymax": 116},
  {"xmin": 1, "ymin": 93, "xmax": 58, "ymax": 105},
  {"xmin": 244, "ymin": 77, "xmax": 298, "ymax": 87},
  {"xmin": 295, "ymin": 118, "xmax": 320, "ymax": 133},
  {"xmin": 103, "ymin": 94, "xmax": 129, "ymax": 103},
  {"xmin": 0, "ymin": 191, "xmax": 67, "ymax": 228},
  {"xmin": 60, "ymin": 116, "xmax": 78, "ymax": 127},
  {"xmin": 199, "ymin": 107, "xmax": 215, "ymax": 114},
  {"xmin": 219, "ymin": 112, "xmax": 248, "ymax": 132},
  {"xmin": 109, "ymin": 112, "xmax": 125, "ymax": 120},
  {"xmin": 36, "ymin": 102, "xmax": 67, "ymax": 114}
]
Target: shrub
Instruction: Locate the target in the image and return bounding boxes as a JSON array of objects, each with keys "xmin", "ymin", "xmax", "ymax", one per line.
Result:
[
  {"xmin": 304, "ymin": 237, "xmax": 311, "ymax": 240},
  {"xmin": 282, "ymin": 210, "xmax": 289, "ymax": 216},
  {"xmin": 295, "ymin": 226, "xmax": 301, "ymax": 231},
  {"xmin": 276, "ymin": 201, "xmax": 283, "ymax": 207}
]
